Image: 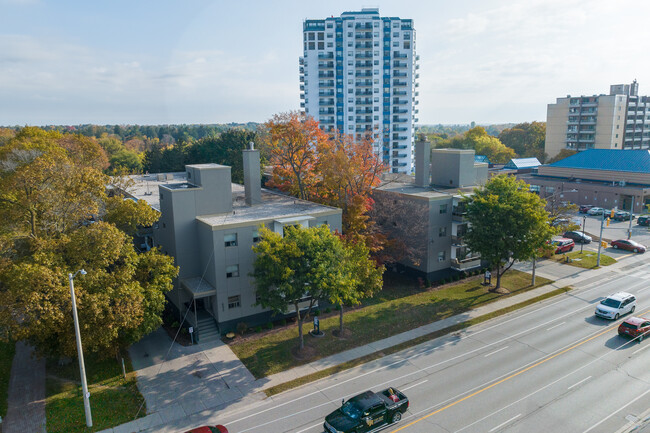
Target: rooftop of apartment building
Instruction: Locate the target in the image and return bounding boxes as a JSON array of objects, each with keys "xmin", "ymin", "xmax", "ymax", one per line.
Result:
[
  {"xmin": 123, "ymin": 172, "xmax": 340, "ymax": 226},
  {"xmin": 376, "ymin": 173, "xmax": 476, "ymax": 199}
]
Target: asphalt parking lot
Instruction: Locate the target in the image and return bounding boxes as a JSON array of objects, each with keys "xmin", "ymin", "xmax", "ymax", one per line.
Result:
[{"xmin": 562, "ymin": 210, "xmax": 650, "ymax": 253}]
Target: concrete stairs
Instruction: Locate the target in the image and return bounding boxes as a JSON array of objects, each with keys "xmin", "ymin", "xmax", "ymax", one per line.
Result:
[{"xmin": 197, "ymin": 316, "xmax": 220, "ymax": 343}]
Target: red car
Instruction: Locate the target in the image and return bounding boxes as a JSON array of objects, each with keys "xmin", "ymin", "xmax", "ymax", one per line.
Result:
[
  {"xmin": 551, "ymin": 238, "xmax": 575, "ymax": 254},
  {"xmin": 579, "ymin": 204, "xmax": 595, "ymax": 213},
  {"xmin": 618, "ymin": 317, "xmax": 650, "ymax": 342},
  {"xmin": 184, "ymin": 426, "xmax": 228, "ymax": 433},
  {"xmin": 611, "ymin": 239, "xmax": 647, "ymax": 253}
]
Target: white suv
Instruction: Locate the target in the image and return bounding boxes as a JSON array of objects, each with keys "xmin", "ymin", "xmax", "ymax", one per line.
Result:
[{"xmin": 595, "ymin": 292, "xmax": 636, "ymax": 320}]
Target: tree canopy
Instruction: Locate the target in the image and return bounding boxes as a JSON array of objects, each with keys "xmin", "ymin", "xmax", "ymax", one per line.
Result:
[
  {"xmin": 463, "ymin": 175, "xmax": 554, "ymax": 289},
  {"xmin": 498, "ymin": 122, "xmax": 546, "ymax": 162},
  {"xmin": 0, "ymin": 127, "xmax": 178, "ymax": 358},
  {"xmin": 430, "ymin": 127, "xmax": 516, "ymax": 164}
]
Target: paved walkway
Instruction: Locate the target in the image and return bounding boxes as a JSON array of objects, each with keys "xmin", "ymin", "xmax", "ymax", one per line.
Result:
[{"xmin": 3, "ymin": 342, "xmax": 46, "ymax": 433}]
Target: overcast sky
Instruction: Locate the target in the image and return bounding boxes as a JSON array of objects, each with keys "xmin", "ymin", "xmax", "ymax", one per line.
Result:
[{"xmin": 1, "ymin": 0, "xmax": 649, "ymax": 126}]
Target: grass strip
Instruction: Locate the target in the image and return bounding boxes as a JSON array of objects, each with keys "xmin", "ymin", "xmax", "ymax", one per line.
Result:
[
  {"xmin": 264, "ymin": 286, "xmax": 572, "ymax": 397},
  {"xmin": 551, "ymin": 250, "xmax": 616, "ymax": 268},
  {"xmin": 45, "ymin": 352, "xmax": 145, "ymax": 433},
  {"xmin": 232, "ymin": 270, "xmax": 552, "ymax": 379},
  {"xmin": 0, "ymin": 340, "xmax": 16, "ymax": 417}
]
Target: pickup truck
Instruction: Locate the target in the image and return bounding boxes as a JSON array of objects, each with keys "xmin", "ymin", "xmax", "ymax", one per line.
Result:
[{"xmin": 324, "ymin": 387, "xmax": 409, "ymax": 433}]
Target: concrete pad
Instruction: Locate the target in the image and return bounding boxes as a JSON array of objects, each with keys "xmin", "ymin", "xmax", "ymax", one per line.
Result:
[
  {"xmin": 158, "ymin": 403, "xmax": 187, "ymax": 423},
  {"xmin": 112, "ymin": 419, "xmax": 141, "ymax": 433},
  {"xmin": 137, "ymin": 412, "xmax": 164, "ymax": 430},
  {"xmin": 180, "ymin": 398, "xmax": 207, "ymax": 416}
]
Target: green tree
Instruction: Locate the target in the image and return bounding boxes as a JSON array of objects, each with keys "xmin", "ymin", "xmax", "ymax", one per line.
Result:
[
  {"xmin": 498, "ymin": 122, "xmax": 546, "ymax": 161},
  {"xmin": 433, "ymin": 127, "xmax": 515, "ymax": 164},
  {"xmin": 109, "ymin": 149, "xmax": 143, "ymax": 173},
  {"xmin": 463, "ymin": 175, "xmax": 554, "ymax": 290},
  {"xmin": 252, "ymin": 225, "xmax": 346, "ymax": 350},
  {"xmin": 0, "ymin": 222, "xmax": 177, "ymax": 358},
  {"xmin": 328, "ymin": 240, "xmax": 383, "ymax": 335},
  {"xmin": 103, "ymin": 196, "xmax": 160, "ymax": 237},
  {"xmin": 548, "ymin": 149, "xmax": 577, "ymax": 164}
]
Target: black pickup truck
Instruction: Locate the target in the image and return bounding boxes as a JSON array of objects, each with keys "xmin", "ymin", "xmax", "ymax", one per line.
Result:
[{"xmin": 324, "ymin": 387, "xmax": 409, "ymax": 433}]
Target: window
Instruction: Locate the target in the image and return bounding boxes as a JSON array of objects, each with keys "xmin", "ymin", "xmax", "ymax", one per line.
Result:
[
  {"xmin": 545, "ymin": 186, "xmax": 555, "ymax": 194},
  {"xmin": 308, "ymin": 33, "xmax": 315, "ymax": 41},
  {"xmin": 226, "ymin": 265, "xmax": 239, "ymax": 278},
  {"xmin": 438, "ymin": 251, "xmax": 446, "ymax": 262},
  {"xmin": 224, "ymin": 233, "xmax": 237, "ymax": 247},
  {"xmin": 318, "ymin": 42, "xmax": 324, "ymax": 50},
  {"xmin": 308, "ymin": 42, "xmax": 315, "ymax": 50},
  {"xmin": 228, "ymin": 295, "xmax": 241, "ymax": 309},
  {"xmin": 252, "ymin": 230, "xmax": 260, "ymax": 243},
  {"xmin": 440, "ymin": 204, "xmax": 448, "ymax": 214},
  {"xmin": 404, "ymin": 41, "xmax": 410, "ymax": 49},
  {"xmin": 439, "ymin": 227, "xmax": 447, "ymax": 237},
  {"xmin": 327, "ymin": 42, "xmax": 333, "ymax": 48}
]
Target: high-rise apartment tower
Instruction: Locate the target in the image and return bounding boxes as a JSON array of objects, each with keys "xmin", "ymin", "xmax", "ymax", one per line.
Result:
[
  {"xmin": 545, "ymin": 80, "xmax": 650, "ymax": 159},
  {"xmin": 299, "ymin": 8, "xmax": 420, "ymax": 173}
]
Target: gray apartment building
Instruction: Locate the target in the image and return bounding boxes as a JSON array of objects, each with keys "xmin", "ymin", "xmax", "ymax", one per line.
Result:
[
  {"xmin": 373, "ymin": 142, "xmax": 488, "ymax": 281},
  {"xmin": 126, "ymin": 147, "xmax": 342, "ymax": 339},
  {"xmin": 546, "ymin": 80, "xmax": 650, "ymax": 159}
]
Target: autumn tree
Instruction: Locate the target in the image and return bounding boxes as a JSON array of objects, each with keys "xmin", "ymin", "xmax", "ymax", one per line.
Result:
[
  {"xmin": 548, "ymin": 149, "xmax": 577, "ymax": 164},
  {"xmin": 498, "ymin": 122, "xmax": 546, "ymax": 161},
  {"xmin": 263, "ymin": 112, "xmax": 329, "ymax": 201},
  {"xmin": 252, "ymin": 225, "xmax": 348, "ymax": 350},
  {"xmin": 0, "ymin": 223, "xmax": 177, "ymax": 358},
  {"xmin": 103, "ymin": 196, "xmax": 161, "ymax": 237},
  {"xmin": 463, "ymin": 175, "xmax": 554, "ymax": 290},
  {"xmin": 434, "ymin": 127, "xmax": 515, "ymax": 164}
]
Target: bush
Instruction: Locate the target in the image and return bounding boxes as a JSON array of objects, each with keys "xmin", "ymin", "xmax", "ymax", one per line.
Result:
[
  {"xmin": 236, "ymin": 322, "xmax": 248, "ymax": 336},
  {"xmin": 313, "ymin": 310, "xmax": 320, "ymax": 317},
  {"xmin": 335, "ymin": 304, "xmax": 341, "ymax": 311},
  {"xmin": 279, "ymin": 319, "xmax": 287, "ymax": 326},
  {"xmin": 440, "ymin": 278, "xmax": 447, "ymax": 284},
  {"xmin": 266, "ymin": 322, "xmax": 273, "ymax": 330},
  {"xmin": 255, "ymin": 326, "xmax": 262, "ymax": 333},
  {"xmin": 171, "ymin": 321, "xmax": 180, "ymax": 329},
  {"xmin": 325, "ymin": 307, "xmax": 331, "ymax": 314}
]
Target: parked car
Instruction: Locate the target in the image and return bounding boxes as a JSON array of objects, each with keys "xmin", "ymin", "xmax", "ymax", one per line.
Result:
[
  {"xmin": 185, "ymin": 426, "xmax": 228, "ymax": 433},
  {"xmin": 587, "ymin": 207, "xmax": 605, "ymax": 215},
  {"xmin": 563, "ymin": 231, "xmax": 592, "ymax": 244},
  {"xmin": 613, "ymin": 211, "xmax": 635, "ymax": 221},
  {"xmin": 637, "ymin": 215, "xmax": 650, "ymax": 226},
  {"xmin": 579, "ymin": 204, "xmax": 595, "ymax": 213},
  {"xmin": 551, "ymin": 238, "xmax": 575, "ymax": 254},
  {"xmin": 324, "ymin": 388, "xmax": 409, "ymax": 433},
  {"xmin": 595, "ymin": 292, "xmax": 636, "ymax": 320},
  {"xmin": 618, "ymin": 317, "xmax": 650, "ymax": 342},
  {"xmin": 611, "ymin": 239, "xmax": 647, "ymax": 253}
]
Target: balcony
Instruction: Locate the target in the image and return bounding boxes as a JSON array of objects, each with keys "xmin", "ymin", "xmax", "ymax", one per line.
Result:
[
  {"xmin": 393, "ymin": 99, "xmax": 408, "ymax": 105},
  {"xmin": 450, "ymin": 254, "xmax": 482, "ymax": 271},
  {"xmin": 452, "ymin": 206, "xmax": 467, "ymax": 221},
  {"xmin": 355, "ymin": 52, "xmax": 373, "ymax": 59},
  {"xmin": 393, "ymin": 71, "xmax": 407, "ymax": 77},
  {"xmin": 392, "ymin": 152, "xmax": 408, "ymax": 158},
  {"xmin": 319, "ymin": 109, "xmax": 335, "ymax": 115},
  {"xmin": 451, "ymin": 234, "xmax": 467, "ymax": 246},
  {"xmin": 393, "ymin": 80, "xmax": 408, "ymax": 86},
  {"xmin": 318, "ymin": 53, "xmax": 334, "ymax": 59},
  {"xmin": 394, "ymin": 127, "xmax": 408, "ymax": 132},
  {"xmin": 356, "ymin": 90, "xmax": 373, "ymax": 96},
  {"xmin": 355, "ymin": 61, "xmax": 373, "ymax": 68},
  {"xmin": 355, "ymin": 71, "xmax": 373, "ymax": 77},
  {"xmin": 355, "ymin": 108, "xmax": 373, "ymax": 114},
  {"xmin": 356, "ymin": 98, "xmax": 373, "ymax": 105},
  {"xmin": 393, "ymin": 61, "xmax": 408, "ymax": 68},
  {"xmin": 394, "ymin": 53, "xmax": 407, "ymax": 59},
  {"xmin": 319, "ymin": 80, "xmax": 335, "ymax": 87},
  {"xmin": 356, "ymin": 116, "xmax": 373, "ymax": 123},
  {"xmin": 318, "ymin": 62, "xmax": 334, "ymax": 69},
  {"xmin": 356, "ymin": 80, "xmax": 374, "ymax": 87},
  {"xmin": 393, "ymin": 108, "xmax": 408, "ymax": 114},
  {"xmin": 393, "ymin": 117, "xmax": 408, "ymax": 123},
  {"xmin": 318, "ymin": 72, "xmax": 334, "ymax": 78},
  {"xmin": 318, "ymin": 90, "xmax": 334, "ymax": 96},
  {"xmin": 393, "ymin": 90, "xmax": 407, "ymax": 96},
  {"xmin": 355, "ymin": 32, "xmax": 372, "ymax": 40},
  {"xmin": 392, "ymin": 144, "xmax": 408, "ymax": 149},
  {"xmin": 355, "ymin": 22, "xmax": 373, "ymax": 29},
  {"xmin": 355, "ymin": 42, "xmax": 373, "ymax": 49}
]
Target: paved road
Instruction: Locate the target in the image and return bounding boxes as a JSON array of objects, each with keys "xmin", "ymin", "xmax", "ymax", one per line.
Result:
[{"xmin": 144, "ymin": 254, "xmax": 650, "ymax": 433}]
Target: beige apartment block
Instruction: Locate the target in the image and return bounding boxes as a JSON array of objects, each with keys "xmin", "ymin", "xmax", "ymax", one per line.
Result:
[{"xmin": 545, "ymin": 80, "xmax": 649, "ymax": 160}]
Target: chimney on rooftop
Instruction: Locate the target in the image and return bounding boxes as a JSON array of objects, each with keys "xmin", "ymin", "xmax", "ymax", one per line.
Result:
[
  {"xmin": 414, "ymin": 136, "xmax": 431, "ymax": 187},
  {"xmin": 243, "ymin": 142, "xmax": 261, "ymax": 206}
]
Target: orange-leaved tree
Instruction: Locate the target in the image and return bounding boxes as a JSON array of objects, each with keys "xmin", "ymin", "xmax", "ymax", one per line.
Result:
[{"xmin": 264, "ymin": 112, "xmax": 329, "ymax": 201}]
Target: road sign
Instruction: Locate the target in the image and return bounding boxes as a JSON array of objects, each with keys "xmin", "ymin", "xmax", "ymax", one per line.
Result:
[{"xmin": 189, "ymin": 327, "xmax": 194, "ymax": 333}]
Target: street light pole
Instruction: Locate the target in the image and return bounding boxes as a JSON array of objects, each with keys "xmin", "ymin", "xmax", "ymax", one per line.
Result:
[
  {"xmin": 597, "ymin": 213, "xmax": 605, "ymax": 267},
  {"xmin": 69, "ymin": 269, "xmax": 93, "ymax": 428},
  {"xmin": 627, "ymin": 196, "xmax": 634, "ymax": 240},
  {"xmin": 581, "ymin": 215, "xmax": 586, "ymax": 254}
]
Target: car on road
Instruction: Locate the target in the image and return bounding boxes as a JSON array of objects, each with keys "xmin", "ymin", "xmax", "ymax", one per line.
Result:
[
  {"xmin": 637, "ymin": 215, "xmax": 650, "ymax": 226},
  {"xmin": 184, "ymin": 426, "xmax": 228, "ymax": 433},
  {"xmin": 551, "ymin": 238, "xmax": 575, "ymax": 254},
  {"xmin": 618, "ymin": 317, "xmax": 650, "ymax": 342},
  {"xmin": 587, "ymin": 207, "xmax": 606, "ymax": 215},
  {"xmin": 595, "ymin": 292, "xmax": 636, "ymax": 320},
  {"xmin": 613, "ymin": 211, "xmax": 635, "ymax": 221},
  {"xmin": 324, "ymin": 388, "xmax": 409, "ymax": 433},
  {"xmin": 611, "ymin": 239, "xmax": 647, "ymax": 253},
  {"xmin": 579, "ymin": 204, "xmax": 595, "ymax": 213},
  {"xmin": 563, "ymin": 231, "xmax": 592, "ymax": 244}
]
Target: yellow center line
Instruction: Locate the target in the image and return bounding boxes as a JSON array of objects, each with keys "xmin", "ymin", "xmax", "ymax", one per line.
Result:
[{"xmin": 392, "ymin": 313, "xmax": 645, "ymax": 432}]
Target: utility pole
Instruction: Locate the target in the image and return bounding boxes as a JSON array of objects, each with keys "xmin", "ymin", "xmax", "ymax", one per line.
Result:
[
  {"xmin": 597, "ymin": 213, "xmax": 606, "ymax": 267},
  {"xmin": 580, "ymin": 215, "xmax": 586, "ymax": 254},
  {"xmin": 69, "ymin": 270, "xmax": 93, "ymax": 428},
  {"xmin": 627, "ymin": 196, "xmax": 634, "ymax": 239}
]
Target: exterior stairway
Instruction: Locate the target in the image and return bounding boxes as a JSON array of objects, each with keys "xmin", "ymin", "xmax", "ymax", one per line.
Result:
[{"xmin": 197, "ymin": 313, "xmax": 220, "ymax": 343}]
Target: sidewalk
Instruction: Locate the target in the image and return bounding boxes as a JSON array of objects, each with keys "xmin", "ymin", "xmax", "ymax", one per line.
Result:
[{"xmin": 99, "ymin": 253, "xmax": 648, "ymax": 433}]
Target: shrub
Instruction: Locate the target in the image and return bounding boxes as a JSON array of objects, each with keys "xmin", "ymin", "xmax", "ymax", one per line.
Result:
[
  {"xmin": 236, "ymin": 322, "xmax": 248, "ymax": 336},
  {"xmin": 255, "ymin": 326, "xmax": 262, "ymax": 333},
  {"xmin": 266, "ymin": 322, "xmax": 273, "ymax": 330},
  {"xmin": 279, "ymin": 319, "xmax": 286, "ymax": 326},
  {"xmin": 171, "ymin": 321, "xmax": 180, "ymax": 329},
  {"xmin": 325, "ymin": 307, "xmax": 331, "ymax": 314},
  {"xmin": 335, "ymin": 304, "xmax": 341, "ymax": 311},
  {"xmin": 440, "ymin": 278, "xmax": 447, "ymax": 284},
  {"xmin": 313, "ymin": 310, "xmax": 320, "ymax": 317}
]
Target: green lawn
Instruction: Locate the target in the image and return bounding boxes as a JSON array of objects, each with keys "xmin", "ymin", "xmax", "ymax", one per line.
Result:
[
  {"xmin": 45, "ymin": 352, "xmax": 145, "ymax": 433},
  {"xmin": 0, "ymin": 340, "xmax": 16, "ymax": 417},
  {"xmin": 551, "ymin": 250, "xmax": 616, "ymax": 268},
  {"xmin": 230, "ymin": 270, "xmax": 552, "ymax": 379}
]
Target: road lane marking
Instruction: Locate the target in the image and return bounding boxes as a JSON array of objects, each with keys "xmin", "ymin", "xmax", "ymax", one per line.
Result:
[
  {"xmin": 391, "ymin": 324, "xmax": 621, "ymax": 432},
  {"xmin": 488, "ymin": 414, "xmax": 521, "ymax": 432},
  {"xmin": 484, "ymin": 346, "xmax": 509, "ymax": 357},
  {"xmin": 546, "ymin": 321, "xmax": 565, "ymax": 331},
  {"xmin": 582, "ymin": 387, "xmax": 650, "ymax": 433},
  {"xmin": 225, "ymin": 278, "xmax": 647, "ymax": 429},
  {"xmin": 294, "ymin": 422, "xmax": 323, "ymax": 433},
  {"xmin": 567, "ymin": 376, "xmax": 592, "ymax": 390},
  {"xmin": 401, "ymin": 379, "xmax": 428, "ymax": 391},
  {"xmin": 632, "ymin": 343, "xmax": 650, "ymax": 355}
]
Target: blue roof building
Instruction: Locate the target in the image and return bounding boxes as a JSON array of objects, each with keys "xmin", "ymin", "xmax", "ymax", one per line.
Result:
[{"xmin": 547, "ymin": 149, "xmax": 650, "ymax": 174}]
